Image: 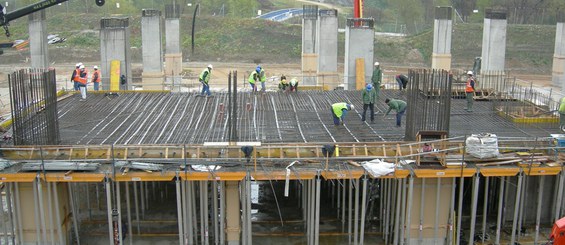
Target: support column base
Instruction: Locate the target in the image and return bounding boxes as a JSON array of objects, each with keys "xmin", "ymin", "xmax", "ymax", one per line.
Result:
[
  {"xmin": 431, "ymin": 53, "xmax": 452, "ymax": 71},
  {"xmin": 141, "ymin": 72, "xmax": 165, "ymax": 90}
]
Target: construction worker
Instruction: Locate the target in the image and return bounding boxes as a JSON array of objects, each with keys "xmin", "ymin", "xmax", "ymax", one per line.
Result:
[
  {"xmin": 395, "ymin": 74, "xmax": 409, "ymax": 91},
  {"xmin": 91, "ymin": 66, "xmax": 101, "ymax": 91},
  {"xmin": 384, "ymin": 98, "xmax": 407, "ymax": 127},
  {"xmin": 199, "ymin": 64, "xmax": 213, "ymax": 97},
  {"xmin": 559, "ymin": 97, "xmax": 565, "ymax": 132},
  {"xmin": 371, "ymin": 62, "xmax": 382, "ymax": 96},
  {"xmin": 331, "ymin": 102, "xmax": 354, "ymax": 126},
  {"xmin": 279, "ymin": 75, "xmax": 288, "ymax": 91},
  {"xmin": 289, "ymin": 77, "xmax": 299, "ymax": 92},
  {"xmin": 465, "ymin": 70, "xmax": 475, "ymax": 112},
  {"xmin": 362, "ymin": 83, "xmax": 377, "ymax": 123},
  {"xmin": 257, "ymin": 65, "xmax": 267, "ymax": 91},
  {"xmin": 76, "ymin": 65, "xmax": 88, "ymax": 100},
  {"xmin": 248, "ymin": 67, "xmax": 260, "ymax": 92},
  {"xmin": 71, "ymin": 63, "xmax": 81, "ymax": 91}
]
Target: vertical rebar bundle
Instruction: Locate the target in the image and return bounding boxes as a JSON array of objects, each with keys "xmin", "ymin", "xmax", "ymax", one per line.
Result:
[
  {"xmin": 8, "ymin": 69, "xmax": 60, "ymax": 145},
  {"xmin": 405, "ymin": 69, "xmax": 452, "ymax": 141}
]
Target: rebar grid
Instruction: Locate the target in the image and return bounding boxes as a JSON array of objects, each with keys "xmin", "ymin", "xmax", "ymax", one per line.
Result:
[{"xmin": 8, "ymin": 69, "xmax": 59, "ymax": 145}]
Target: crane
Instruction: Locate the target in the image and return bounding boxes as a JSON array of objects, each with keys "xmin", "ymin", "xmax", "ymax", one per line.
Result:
[{"xmin": 1, "ymin": 0, "xmax": 105, "ymax": 37}]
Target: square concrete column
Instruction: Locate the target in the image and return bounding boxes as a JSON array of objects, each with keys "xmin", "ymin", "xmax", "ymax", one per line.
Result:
[
  {"xmin": 553, "ymin": 13, "xmax": 565, "ymax": 91},
  {"xmin": 141, "ymin": 9, "xmax": 164, "ymax": 90},
  {"xmin": 100, "ymin": 17, "xmax": 132, "ymax": 90},
  {"xmin": 480, "ymin": 9, "xmax": 507, "ymax": 74},
  {"xmin": 165, "ymin": 4, "xmax": 182, "ymax": 90},
  {"xmin": 344, "ymin": 18, "xmax": 374, "ymax": 90},
  {"xmin": 302, "ymin": 5, "xmax": 318, "ymax": 86},
  {"xmin": 225, "ymin": 181, "xmax": 241, "ymax": 245},
  {"xmin": 28, "ymin": 10, "xmax": 49, "ymax": 69},
  {"xmin": 431, "ymin": 7, "xmax": 452, "ymax": 70},
  {"xmin": 316, "ymin": 9, "xmax": 339, "ymax": 88}
]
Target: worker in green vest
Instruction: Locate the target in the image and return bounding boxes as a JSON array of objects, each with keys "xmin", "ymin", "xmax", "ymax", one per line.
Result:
[
  {"xmin": 199, "ymin": 64, "xmax": 212, "ymax": 97},
  {"xmin": 559, "ymin": 97, "xmax": 565, "ymax": 132},
  {"xmin": 248, "ymin": 67, "xmax": 260, "ymax": 93},
  {"xmin": 257, "ymin": 65, "xmax": 267, "ymax": 91},
  {"xmin": 331, "ymin": 102, "xmax": 354, "ymax": 126},
  {"xmin": 384, "ymin": 98, "xmax": 407, "ymax": 127}
]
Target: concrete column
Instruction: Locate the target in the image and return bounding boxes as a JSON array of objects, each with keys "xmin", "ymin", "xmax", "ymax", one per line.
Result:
[
  {"xmin": 344, "ymin": 18, "xmax": 374, "ymax": 90},
  {"xmin": 406, "ymin": 178, "xmax": 453, "ymax": 244},
  {"xmin": 302, "ymin": 5, "xmax": 318, "ymax": 86},
  {"xmin": 480, "ymin": 9, "xmax": 507, "ymax": 75},
  {"xmin": 19, "ymin": 182, "xmax": 70, "ymax": 244},
  {"xmin": 431, "ymin": 7, "xmax": 452, "ymax": 71},
  {"xmin": 164, "ymin": 4, "xmax": 182, "ymax": 91},
  {"xmin": 225, "ymin": 181, "xmax": 241, "ymax": 245},
  {"xmin": 552, "ymin": 13, "xmax": 565, "ymax": 91},
  {"xmin": 28, "ymin": 10, "xmax": 49, "ymax": 69},
  {"xmin": 100, "ymin": 17, "xmax": 132, "ymax": 90},
  {"xmin": 141, "ymin": 9, "xmax": 164, "ymax": 90},
  {"xmin": 316, "ymin": 9, "xmax": 339, "ymax": 89}
]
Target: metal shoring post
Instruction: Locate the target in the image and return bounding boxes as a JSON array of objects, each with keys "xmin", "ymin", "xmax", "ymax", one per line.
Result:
[
  {"xmin": 315, "ymin": 174, "xmax": 321, "ymax": 245},
  {"xmin": 180, "ymin": 180, "xmax": 188, "ymax": 244},
  {"xmin": 331, "ymin": 179, "xmax": 335, "ymax": 208},
  {"xmin": 191, "ymin": 182, "xmax": 198, "ymax": 243},
  {"xmin": 393, "ymin": 179, "xmax": 401, "ymax": 245},
  {"xmin": 204, "ymin": 181, "xmax": 210, "ymax": 245},
  {"xmin": 125, "ymin": 182, "xmax": 133, "ymax": 245},
  {"xmin": 308, "ymin": 179, "xmax": 313, "ymax": 245},
  {"xmin": 200, "ymin": 182, "xmax": 206, "ymax": 245},
  {"xmin": 32, "ymin": 178, "xmax": 41, "ymax": 244},
  {"xmin": 105, "ymin": 180, "xmax": 113, "ymax": 245},
  {"xmin": 481, "ymin": 177, "xmax": 489, "ymax": 244},
  {"xmin": 220, "ymin": 181, "xmax": 225, "ymax": 244},
  {"xmin": 495, "ymin": 177, "xmax": 505, "ymax": 245},
  {"xmin": 517, "ymin": 175, "xmax": 527, "ymax": 240},
  {"xmin": 555, "ymin": 170, "xmax": 565, "ymax": 221},
  {"xmin": 303, "ymin": 180, "xmax": 307, "ymax": 229},
  {"xmin": 115, "ymin": 182, "xmax": 123, "ymax": 245},
  {"xmin": 385, "ymin": 179, "xmax": 391, "ymax": 244},
  {"xmin": 53, "ymin": 183, "xmax": 64, "ymax": 244},
  {"xmin": 342, "ymin": 179, "xmax": 346, "ymax": 230},
  {"xmin": 175, "ymin": 176, "xmax": 184, "ymax": 245},
  {"xmin": 6, "ymin": 183, "xmax": 16, "ymax": 244},
  {"xmin": 399, "ymin": 178, "xmax": 407, "ymax": 245},
  {"xmin": 360, "ymin": 175, "xmax": 369, "ymax": 245},
  {"xmin": 510, "ymin": 173, "xmax": 524, "ymax": 245},
  {"xmin": 434, "ymin": 178, "xmax": 441, "ymax": 244},
  {"xmin": 405, "ymin": 175, "xmax": 414, "ymax": 245},
  {"xmin": 246, "ymin": 175, "xmax": 252, "ymax": 245},
  {"xmin": 469, "ymin": 173, "xmax": 480, "ymax": 245},
  {"xmin": 213, "ymin": 180, "xmax": 219, "ymax": 245},
  {"xmin": 140, "ymin": 181, "xmax": 145, "ymax": 219},
  {"xmin": 0, "ymin": 184, "xmax": 7, "ymax": 244},
  {"xmin": 337, "ymin": 179, "xmax": 341, "ymax": 219},
  {"xmin": 354, "ymin": 178, "xmax": 360, "ymax": 245},
  {"xmin": 534, "ymin": 176, "xmax": 545, "ymax": 244},
  {"xmin": 96, "ymin": 184, "xmax": 101, "ymax": 211},
  {"xmin": 447, "ymin": 177, "xmax": 456, "ymax": 245},
  {"xmin": 15, "ymin": 183, "xmax": 23, "ymax": 244},
  {"xmin": 86, "ymin": 183, "xmax": 92, "ymax": 220},
  {"xmin": 348, "ymin": 178, "xmax": 353, "ymax": 245},
  {"xmin": 133, "ymin": 181, "xmax": 140, "ymax": 234},
  {"xmin": 456, "ymin": 177, "xmax": 464, "ymax": 245},
  {"xmin": 46, "ymin": 179, "xmax": 54, "ymax": 244},
  {"xmin": 145, "ymin": 182, "xmax": 149, "ymax": 212},
  {"xmin": 240, "ymin": 179, "xmax": 246, "ymax": 245},
  {"xmin": 419, "ymin": 178, "xmax": 426, "ymax": 243}
]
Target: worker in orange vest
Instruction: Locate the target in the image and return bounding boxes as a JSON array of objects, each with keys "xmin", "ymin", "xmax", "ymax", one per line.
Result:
[
  {"xmin": 91, "ymin": 66, "xmax": 101, "ymax": 91},
  {"xmin": 71, "ymin": 63, "xmax": 81, "ymax": 91},
  {"xmin": 465, "ymin": 71, "xmax": 475, "ymax": 112},
  {"xmin": 76, "ymin": 65, "xmax": 88, "ymax": 100}
]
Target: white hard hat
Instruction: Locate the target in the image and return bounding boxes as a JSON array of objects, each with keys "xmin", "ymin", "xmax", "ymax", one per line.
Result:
[
  {"xmin": 93, "ymin": 66, "xmax": 98, "ymax": 70},
  {"xmin": 207, "ymin": 64, "xmax": 213, "ymax": 69},
  {"xmin": 467, "ymin": 71, "xmax": 473, "ymax": 75},
  {"xmin": 374, "ymin": 62, "xmax": 379, "ymax": 66},
  {"xmin": 349, "ymin": 104, "xmax": 355, "ymax": 110},
  {"xmin": 79, "ymin": 65, "xmax": 85, "ymax": 69},
  {"xmin": 78, "ymin": 62, "xmax": 83, "ymax": 67},
  {"xmin": 75, "ymin": 63, "xmax": 81, "ymax": 67}
]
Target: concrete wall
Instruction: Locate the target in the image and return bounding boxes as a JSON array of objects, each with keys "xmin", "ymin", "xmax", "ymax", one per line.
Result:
[
  {"xmin": 553, "ymin": 15, "xmax": 565, "ymax": 90},
  {"xmin": 316, "ymin": 9, "xmax": 339, "ymax": 88},
  {"xmin": 141, "ymin": 9, "xmax": 164, "ymax": 90},
  {"xmin": 344, "ymin": 19, "xmax": 374, "ymax": 90},
  {"xmin": 100, "ymin": 18, "xmax": 132, "ymax": 90},
  {"xmin": 481, "ymin": 9, "xmax": 507, "ymax": 74},
  {"xmin": 431, "ymin": 7, "xmax": 452, "ymax": 70},
  {"xmin": 28, "ymin": 10, "xmax": 49, "ymax": 69}
]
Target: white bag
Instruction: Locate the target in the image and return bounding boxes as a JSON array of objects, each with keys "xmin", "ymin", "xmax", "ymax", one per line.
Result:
[{"xmin": 465, "ymin": 133, "xmax": 500, "ymax": 159}]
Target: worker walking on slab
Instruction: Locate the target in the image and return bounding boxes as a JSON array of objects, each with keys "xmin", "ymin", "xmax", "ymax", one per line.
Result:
[
  {"xmin": 384, "ymin": 98, "xmax": 407, "ymax": 127},
  {"xmin": 199, "ymin": 64, "xmax": 213, "ymax": 97},
  {"xmin": 248, "ymin": 67, "xmax": 260, "ymax": 93},
  {"xmin": 362, "ymin": 83, "xmax": 377, "ymax": 123},
  {"xmin": 71, "ymin": 63, "xmax": 81, "ymax": 91},
  {"xmin": 289, "ymin": 77, "xmax": 299, "ymax": 92},
  {"xmin": 371, "ymin": 62, "xmax": 382, "ymax": 90},
  {"xmin": 76, "ymin": 65, "xmax": 88, "ymax": 101},
  {"xmin": 465, "ymin": 70, "xmax": 476, "ymax": 112},
  {"xmin": 331, "ymin": 102, "xmax": 354, "ymax": 126},
  {"xmin": 91, "ymin": 66, "xmax": 101, "ymax": 91}
]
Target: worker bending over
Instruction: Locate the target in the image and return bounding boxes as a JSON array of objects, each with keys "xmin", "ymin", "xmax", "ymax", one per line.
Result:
[
  {"xmin": 248, "ymin": 67, "xmax": 260, "ymax": 93},
  {"xmin": 384, "ymin": 98, "xmax": 407, "ymax": 127},
  {"xmin": 289, "ymin": 77, "xmax": 299, "ymax": 92},
  {"xmin": 279, "ymin": 75, "xmax": 288, "ymax": 92},
  {"xmin": 331, "ymin": 102, "xmax": 354, "ymax": 126}
]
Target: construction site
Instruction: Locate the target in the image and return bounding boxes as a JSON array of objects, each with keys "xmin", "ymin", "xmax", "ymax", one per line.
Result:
[{"xmin": 0, "ymin": 1, "xmax": 564, "ymax": 245}]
